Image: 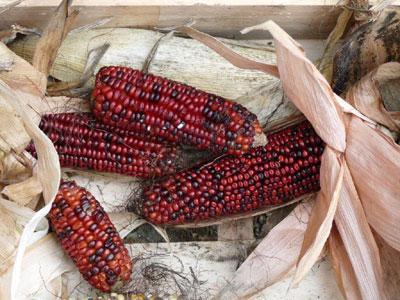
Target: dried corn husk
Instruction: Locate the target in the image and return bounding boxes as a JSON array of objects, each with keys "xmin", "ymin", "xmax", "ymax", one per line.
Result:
[
  {"xmin": 0, "ymin": 197, "xmax": 48, "ymax": 276},
  {"xmin": 332, "ymin": 8, "xmax": 400, "ymax": 94},
  {"xmin": 214, "ymin": 198, "xmax": 314, "ymax": 299},
  {"xmin": 345, "ymin": 117, "xmax": 400, "ymax": 251},
  {"xmin": 346, "ymin": 62, "xmax": 400, "ymax": 131},
  {"xmin": 328, "ymin": 226, "xmax": 362, "ymax": 300},
  {"xmin": 1, "ymin": 176, "xmax": 42, "ymax": 206}
]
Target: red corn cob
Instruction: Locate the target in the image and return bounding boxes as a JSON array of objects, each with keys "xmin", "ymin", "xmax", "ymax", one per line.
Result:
[
  {"xmin": 140, "ymin": 121, "xmax": 324, "ymax": 225},
  {"xmin": 26, "ymin": 113, "xmax": 178, "ymax": 178},
  {"xmin": 49, "ymin": 180, "xmax": 132, "ymax": 292},
  {"xmin": 92, "ymin": 66, "xmax": 263, "ymax": 155}
]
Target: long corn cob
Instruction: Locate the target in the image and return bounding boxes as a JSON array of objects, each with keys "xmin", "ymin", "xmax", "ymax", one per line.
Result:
[
  {"xmin": 27, "ymin": 113, "xmax": 178, "ymax": 178},
  {"xmin": 92, "ymin": 66, "xmax": 263, "ymax": 155},
  {"xmin": 49, "ymin": 180, "xmax": 132, "ymax": 292},
  {"xmin": 140, "ymin": 121, "xmax": 324, "ymax": 224}
]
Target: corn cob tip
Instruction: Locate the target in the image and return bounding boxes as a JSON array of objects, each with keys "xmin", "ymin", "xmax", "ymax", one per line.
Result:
[{"xmin": 50, "ymin": 180, "xmax": 133, "ymax": 292}]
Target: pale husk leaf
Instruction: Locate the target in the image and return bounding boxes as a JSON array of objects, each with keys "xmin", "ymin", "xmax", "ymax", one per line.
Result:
[
  {"xmin": 328, "ymin": 226, "xmax": 362, "ymax": 300},
  {"xmin": 0, "ymin": 197, "xmax": 49, "ymax": 276},
  {"xmin": 375, "ymin": 233, "xmax": 400, "ymax": 299},
  {"xmin": 1, "ymin": 176, "xmax": 42, "ymax": 206},
  {"xmin": 334, "ymin": 159, "xmax": 385, "ymax": 299},
  {"xmin": 0, "ymin": 198, "xmax": 48, "ymax": 241},
  {"xmin": 0, "ymin": 198, "xmax": 20, "ymax": 276},
  {"xmin": 0, "ymin": 153, "xmax": 30, "ymax": 183},
  {"xmin": 0, "ymin": 234, "xmax": 74, "ymax": 300},
  {"xmin": 0, "ymin": 53, "xmax": 61, "ymax": 297},
  {"xmin": 346, "ymin": 62, "xmax": 400, "ymax": 131},
  {"xmin": 292, "ymin": 147, "xmax": 343, "ymax": 286},
  {"xmin": 345, "ymin": 117, "xmax": 400, "ymax": 251},
  {"xmin": 216, "ymin": 198, "xmax": 314, "ymax": 300},
  {"xmin": 0, "ymin": 43, "xmax": 47, "ymax": 154}
]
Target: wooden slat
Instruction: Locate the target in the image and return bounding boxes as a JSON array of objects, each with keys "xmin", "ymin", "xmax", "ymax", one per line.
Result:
[{"xmin": 0, "ymin": 0, "xmax": 351, "ymax": 39}]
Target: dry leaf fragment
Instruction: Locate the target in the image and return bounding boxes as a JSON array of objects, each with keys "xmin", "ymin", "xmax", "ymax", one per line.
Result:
[
  {"xmin": 216, "ymin": 198, "xmax": 314, "ymax": 300},
  {"xmin": 346, "ymin": 117, "xmax": 400, "ymax": 252},
  {"xmin": 32, "ymin": 0, "xmax": 76, "ymax": 77},
  {"xmin": 332, "ymin": 8, "xmax": 400, "ymax": 94},
  {"xmin": 171, "ymin": 26, "xmax": 279, "ymax": 78},
  {"xmin": 334, "ymin": 161, "xmax": 385, "ymax": 300},
  {"xmin": 0, "ymin": 199, "xmax": 20, "ymax": 276},
  {"xmin": 347, "ymin": 62, "xmax": 400, "ymax": 131},
  {"xmin": 317, "ymin": 7, "xmax": 353, "ymax": 83},
  {"xmin": 328, "ymin": 226, "xmax": 362, "ymax": 300},
  {"xmin": 1, "ymin": 176, "xmax": 42, "ymax": 206}
]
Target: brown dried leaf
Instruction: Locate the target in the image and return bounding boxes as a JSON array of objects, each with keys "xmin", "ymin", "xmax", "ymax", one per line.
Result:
[
  {"xmin": 334, "ymin": 160, "xmax": 385, "ymax": 300},
  {"xmin": 346, "ymin": 62, "xmax": 400, "ymax": 131},
  {"xmin": 172, "ymin": 26, "xmax": 279, "ymax": 78},
  {"xmin": 216, "ymin": 198, "xmax": 314, "ymax": 300},
  {"xmin": 328, "ymin": 226, "xmax": 362, "ymax": 300},
  {"xmin": 32, "ymin": 0, "xmax": 76, "ymax": 77},
  {"xmin": 332, "ymin": 8, "xmax": 400, "ymax": 94},
  {"xmin": 317, "ymin": 7, "xmax": 353, "ymax": 83},
  {"xmin": 346, "ymin": 117, "xmax": 400, "ymax": 252},
  {"xmin": 292, "ymin": 147, "xmax": 343, "ymax": 286}
]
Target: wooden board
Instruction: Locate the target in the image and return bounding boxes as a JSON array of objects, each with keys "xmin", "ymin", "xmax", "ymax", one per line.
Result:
[
  {"xmin": 0, "ymin": 0, "xmax": 349, "ymax": 39},
  {"xmin": 62, "ymin": 241, "xmax": 340, "ymax": 299}
]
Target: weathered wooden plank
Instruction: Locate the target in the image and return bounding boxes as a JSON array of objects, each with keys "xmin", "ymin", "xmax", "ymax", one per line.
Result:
[{"xmin": 0, "ymin": 0, "xmax": 350, "ymax": 39}]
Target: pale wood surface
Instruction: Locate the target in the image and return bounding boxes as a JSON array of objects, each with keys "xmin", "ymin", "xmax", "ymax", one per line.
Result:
[
  {"xmin": 62, "ymin": 240, "xmax": 340, "ymax": 299},
  {"xmin": 218, "ymin": 218, "xmax": 255, "ymax": 241},
  {"xmin": 0, "ymin": 0, "xmax": 349, "ymax": 39}
]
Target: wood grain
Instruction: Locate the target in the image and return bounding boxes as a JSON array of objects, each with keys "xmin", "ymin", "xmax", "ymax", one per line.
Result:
[{"xmin": 0, "ymin": 0, "xmax": 347, "ymax": 39}]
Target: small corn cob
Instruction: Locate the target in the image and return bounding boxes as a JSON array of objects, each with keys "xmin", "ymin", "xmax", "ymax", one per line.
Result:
[
  {"xmin": 92, "ymin": 66, "xmax": 262, "ymax": 155},
  {"xmin": 49, "ymin": 180, "xmax": 132, "ymax": 292},
  {"xmin": 27, "ymin": 113, "xmax": 177, "ymax": 178},
  {"xmin": 140, "ymin": 121, "xmax": 324, "ymax": 224}
]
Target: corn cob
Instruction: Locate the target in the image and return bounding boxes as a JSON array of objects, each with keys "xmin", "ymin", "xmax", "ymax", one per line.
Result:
[
  {"xmin": 92, "ymin": 66, "xmax": 263, "ymax": 155},
  {"xmin": 140, "ymin": 121, "xmax": 324, "ymax": 225},
  {"xmin": 49, "ymin": 180, "xmax": 132, "ymax": 292},
  {"xmin": 27, "ymin": 113, "xmax": 178, "ymax": 178}
]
